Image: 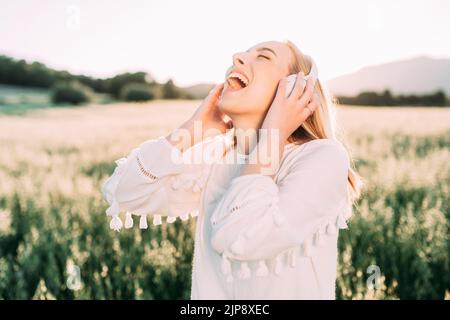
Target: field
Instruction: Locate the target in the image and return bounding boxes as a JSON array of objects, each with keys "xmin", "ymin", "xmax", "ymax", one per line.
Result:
[
  {"xmin": 0, "ymin": 101, "xmax": 449, "ymax": 299},
  {"xmin": 0, "ymin": 85, "xmax": 112, "ymax": 116},
  {"xmin": 0, "ymin": 85, "xmax": 51, "ymax": 115}
]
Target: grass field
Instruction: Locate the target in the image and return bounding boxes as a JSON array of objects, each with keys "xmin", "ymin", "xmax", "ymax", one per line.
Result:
[
  {"xmin": 0, "ymin": 85, "xmax": 51, "ymax": 115},
  {"xmin": 0, "ymin": 101, "xmax": 449, "ymax": 299},
  {"xmin": 0, "ymin": 85, "xmax": 113, "ymax": 115}
]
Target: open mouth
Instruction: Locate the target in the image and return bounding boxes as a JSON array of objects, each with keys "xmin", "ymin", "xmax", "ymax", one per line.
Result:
[{"xmin": 225, "ymin": 72, "xmax": 250, "ymax": 92}]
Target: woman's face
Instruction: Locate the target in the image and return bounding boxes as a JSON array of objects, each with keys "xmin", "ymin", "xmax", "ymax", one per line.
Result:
[{"xmin": 218, "ymin": 41, "xmax": 293, "ymax": 117}]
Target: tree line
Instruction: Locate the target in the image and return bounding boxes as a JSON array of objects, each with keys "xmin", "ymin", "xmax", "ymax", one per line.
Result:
[
  {"xmin": 337, "ymin": 89, "xmax": 449, "ymax": 107},
  {"xmin": 2, "ymin": 55, "xmax": 448, "ymax": 106},
  {"xmin": 0, "ymin": 55, "xmax": 193, "ymax": 103}
]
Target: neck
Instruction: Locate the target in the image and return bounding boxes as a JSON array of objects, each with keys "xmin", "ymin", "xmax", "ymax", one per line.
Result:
[{"xmin": 230, "ymin": 115, "xmax": 265, "ymax": 155}]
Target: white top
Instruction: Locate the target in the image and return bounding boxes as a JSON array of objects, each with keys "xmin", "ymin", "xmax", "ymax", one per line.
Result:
[{"xmin": 101, "ymin": 130, "xmax": 352, "ymax": 299}]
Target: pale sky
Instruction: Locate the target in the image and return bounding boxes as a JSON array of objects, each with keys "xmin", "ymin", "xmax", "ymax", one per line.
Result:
[{"xmin": 1, "ymin": 0, "xmax": 449, "ymax": 87}]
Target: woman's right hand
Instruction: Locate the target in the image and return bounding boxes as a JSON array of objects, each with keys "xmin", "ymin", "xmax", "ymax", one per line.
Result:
[
  {"xmin": 190, "ymin": 83, "xmax": 233, "ymax": 135},
  {"xmin": 166, "ymin": 83, "xmax": 233, "ymax": 152}
]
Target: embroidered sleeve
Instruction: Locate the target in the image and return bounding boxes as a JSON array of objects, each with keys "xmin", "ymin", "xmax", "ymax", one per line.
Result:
[
  {"xmin": 101, "ymin": 135, "xmax": 232, "ymax": 231},
  {"xmin": 209, "ymin": 140, "xmax": 352, "ymax": 282}
]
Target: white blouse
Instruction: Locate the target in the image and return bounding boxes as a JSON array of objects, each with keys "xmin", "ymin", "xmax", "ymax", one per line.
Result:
[{"xmin": 101, "ymin": 130, "xmax": 352, "ymax": 299}]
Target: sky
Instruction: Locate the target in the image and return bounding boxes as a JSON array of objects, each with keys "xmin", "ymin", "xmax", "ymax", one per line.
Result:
[{"xmin": 1, "ymin": 0, "xmax": 449, "ymax": 87}]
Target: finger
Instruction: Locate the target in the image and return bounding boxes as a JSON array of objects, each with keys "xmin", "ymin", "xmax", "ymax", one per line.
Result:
[
  {"xmin": 299, "ymin": 99, "xmax": 318, "ymax": 120},
  {"xmin": 306, "ymin": 92, "xmax": 319, "ymax": 106},
  {"xmin": 206, "ymin": 86, "xmax": 224, "ymax": 104},
  {"xmin": 287, "ymin": 71, "xmax": 306, "ymax": 102},
  {"xmin": 297, "ymin": 76, "xmax": 315, "ymax": 107},
  {"xmin": 275, "ymin": 75, "xmax": 288, "ymax": 100},
  {"xmin": 208, "ymin": 83, "xmax": 224, "ymax": 96},
  {"xmin": 209, "ymin": 83, "xmax": 225, "ymax": 98}
]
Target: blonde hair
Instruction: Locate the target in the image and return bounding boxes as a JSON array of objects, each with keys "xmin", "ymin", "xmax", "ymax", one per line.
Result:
[{"xmin": 283, "ymin": 39, "xmax": 364, "ymax": 206}]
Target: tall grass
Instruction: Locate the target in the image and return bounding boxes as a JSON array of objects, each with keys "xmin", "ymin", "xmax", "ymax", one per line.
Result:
[{"xmin": 0, "ymin": 102, "xmax": 449, "ymax": 299}]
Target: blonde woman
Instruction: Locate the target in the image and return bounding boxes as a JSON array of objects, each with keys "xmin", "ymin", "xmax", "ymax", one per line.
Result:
[{"xmin": 101, "ymin": 40, "xmax": 363, "ymax": 299}]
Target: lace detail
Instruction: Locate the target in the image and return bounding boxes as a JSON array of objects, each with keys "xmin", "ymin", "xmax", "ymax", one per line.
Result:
[
  {"xmin": 136, "ymin": 155, "xmax": 158, "ymax": 180},
  {"xmin": 103, "ymin": 150, "xmax": 202, "ymax": 232}
]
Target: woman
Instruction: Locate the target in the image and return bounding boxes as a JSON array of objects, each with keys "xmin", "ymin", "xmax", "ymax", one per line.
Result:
[{"xmin": 101, "ymin": 40, "xmax": 363, "ymax": 299}]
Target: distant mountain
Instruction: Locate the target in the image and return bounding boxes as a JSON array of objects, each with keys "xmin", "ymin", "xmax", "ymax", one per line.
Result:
[
  {"xmin": 182, "ymin": 56, "xmax": 450, "ymax": 99},
  {"xmin": 179, "ymin": 83, "xmax": 215, "ymax": 99},
  {"xmin": 326, "ymin": 56, "xmax": 450, "ymax": 96}
]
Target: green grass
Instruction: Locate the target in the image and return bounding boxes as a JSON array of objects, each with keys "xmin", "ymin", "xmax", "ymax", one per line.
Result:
[
  {"xmin": 0, "ymin": 85, "xmax": 51, "ymax": 115},
  {"xmin": 0, "ymin": 103, "xmax": 449, "ymax": 299},
  {"xmin": 0, "ymin": 85, "xmax": 114, "ymax": 115}
]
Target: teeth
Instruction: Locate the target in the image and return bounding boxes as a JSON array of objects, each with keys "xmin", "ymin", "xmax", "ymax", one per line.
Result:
[{"xmin": 227, "ymin": 72, "xmax": 249, "ymax": 87}]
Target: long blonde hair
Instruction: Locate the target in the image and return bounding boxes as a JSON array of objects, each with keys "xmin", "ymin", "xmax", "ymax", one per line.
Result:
[{"xmin": 283, "ymin": 39, "xmax": 364, "ymax": 205}]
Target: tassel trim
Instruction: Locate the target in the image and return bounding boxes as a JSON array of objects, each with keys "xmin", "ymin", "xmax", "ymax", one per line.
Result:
[
  {"xmin": 238, "ymin": 262, "xmax": 251, "ymax": 280},
  {"xmin": 221, "ymin": 251, "xmax": 234, "ymax": 283},
  {"xmin": 153, "ymin": 214, "xmax": 162, "ymax": 226},
  {"xmin": 217, "ymin": 201, "xmax": 352, "ymax": 281},
  {"xmin": 109, "ymin": 215, "xmax": 123, "ymax": 231},
  {"xmin": 256, "ymin": 260, "xmax": 269, "ymax": 277},
  {"xmin": 104, "ymin": 150, "xmax": 207, "ymax": 232},
  {"xmin": 274, "ymin": 255, "xmax": 283, "ymax": 275},
  {"xmin": 107, "ymin": 211, "xmax": 199, "ymax": 231},
  {"xmin": 124, "ymin": 211, "xmax": 133, "ymax": 229},
  {"xmin": 167, "ymin": 216, "xmax": 177, "ymax": 223},
  {"xmin": 139, "ymin": 215, "xmax": 148, "ymax": 229}
]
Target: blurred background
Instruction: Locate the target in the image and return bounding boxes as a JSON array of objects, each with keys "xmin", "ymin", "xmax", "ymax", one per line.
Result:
[{"xmin": 0, "ymin": 0, "xmax": 449, "ymax": 299}]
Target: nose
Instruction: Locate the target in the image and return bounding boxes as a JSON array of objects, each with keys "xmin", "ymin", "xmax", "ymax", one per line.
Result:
[{"xmin": 232, "ymin": 52, "xmax": 247, "ymax": 66}]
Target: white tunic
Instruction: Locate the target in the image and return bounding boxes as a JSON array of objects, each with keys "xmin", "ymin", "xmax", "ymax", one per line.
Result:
[{"xmin": 101, "ymin": 130, "xmax": 352, "ymax": 300}]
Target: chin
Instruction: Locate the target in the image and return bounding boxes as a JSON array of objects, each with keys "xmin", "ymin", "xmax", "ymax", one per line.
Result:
[
  {"xmin": 219, "ymin": 93, "xmax": 253, "ymax": 116},
  {"xmin": 218, "ymin": 96, "xmax": 238, "ymax": 115}
]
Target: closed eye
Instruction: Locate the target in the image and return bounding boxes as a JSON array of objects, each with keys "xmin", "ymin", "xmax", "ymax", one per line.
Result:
[{"xmin": 258, "ymin": 54, "xmax": 270, "ymax": 60}]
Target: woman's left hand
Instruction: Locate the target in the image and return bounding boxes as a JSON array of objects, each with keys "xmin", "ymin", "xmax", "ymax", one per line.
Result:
[{"xmin": 261, "ymin": 72, "xmax": 319, "ymax": 143}]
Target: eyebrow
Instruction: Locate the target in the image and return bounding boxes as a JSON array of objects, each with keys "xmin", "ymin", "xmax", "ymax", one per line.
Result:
[{"xmin": 246, "ymin": 47, "xmax": 277, "ymax": 57}]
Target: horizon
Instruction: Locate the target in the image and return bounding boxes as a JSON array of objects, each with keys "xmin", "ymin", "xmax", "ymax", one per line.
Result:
[
  {"xmin": 1, "ymin": 53, "xmax": 447, "ymax": 87},
  {"xmin": 1, "ymin": 0, "xmax": 450, "ymax": 87}
]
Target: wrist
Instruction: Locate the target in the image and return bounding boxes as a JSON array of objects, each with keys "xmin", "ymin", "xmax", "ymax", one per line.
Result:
[
  {"xmin": 259, "ymin": 125, "xmax": 288, "ymax": 146},
  {"xmin": 261, "ymin": 116, "xmax": 288, "ymax": 139},
  {"xmin": 168, "ymin": 117, "xmax": 219, "ymax": 153}
]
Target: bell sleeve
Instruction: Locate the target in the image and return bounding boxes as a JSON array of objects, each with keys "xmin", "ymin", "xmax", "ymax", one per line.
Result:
[
  {"xmin": 101, "ymin": 134, "xmax": 232, "ymax": 231},
  {"xmin": 209, "ymin": 139, "xmax": 353, "ymax": 281}
]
